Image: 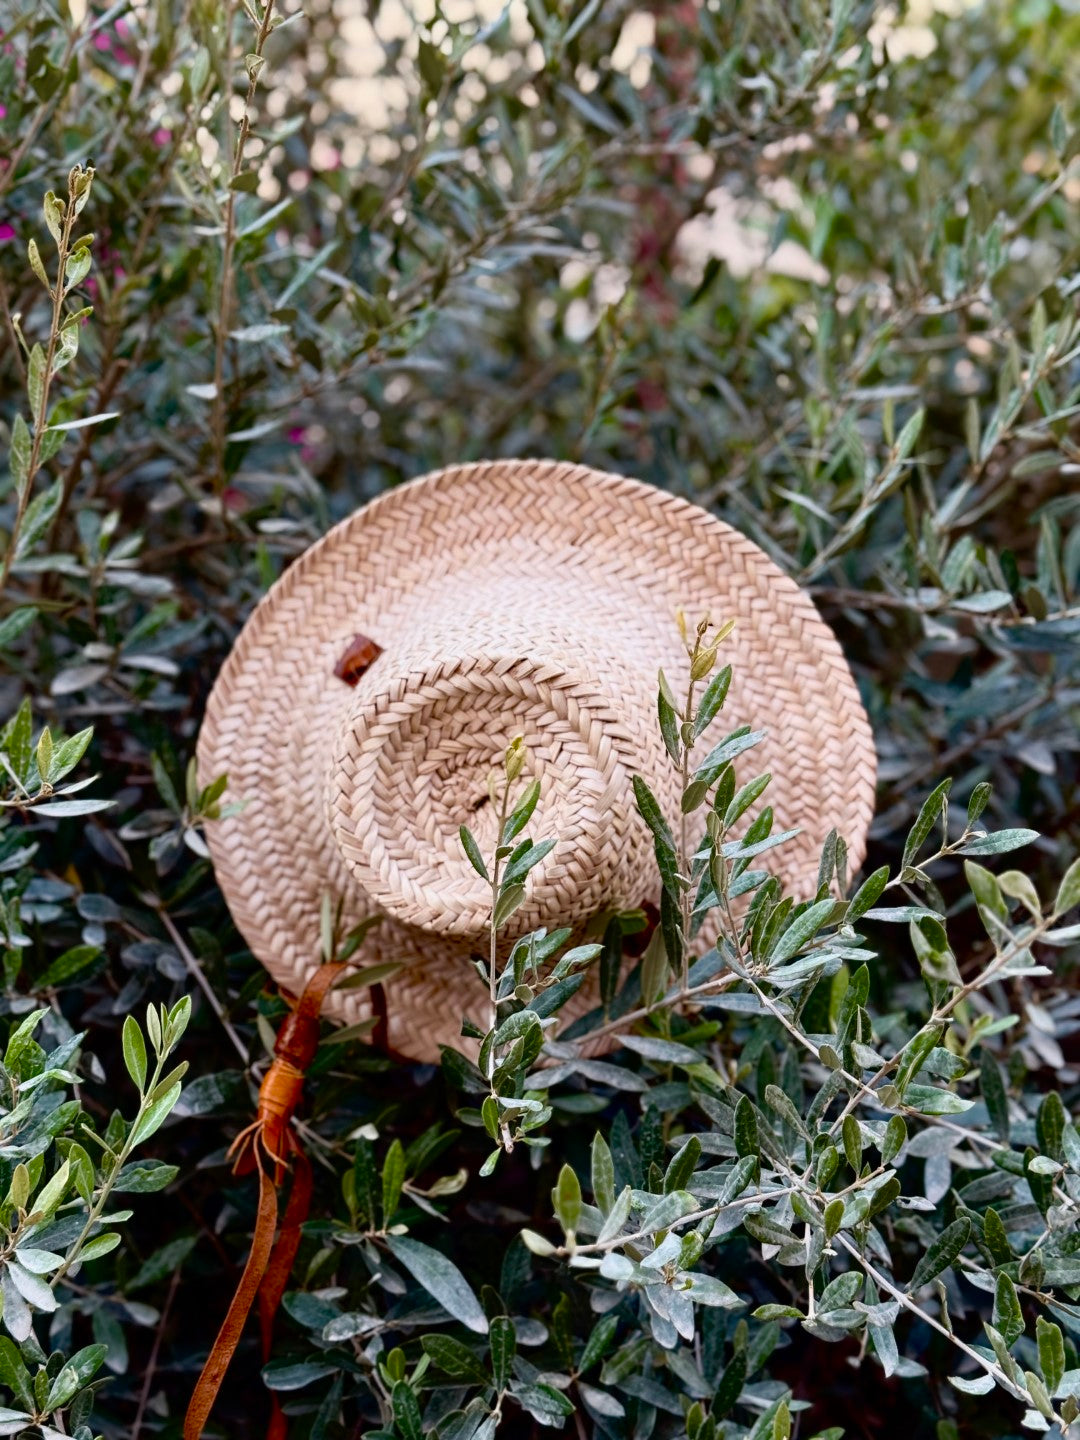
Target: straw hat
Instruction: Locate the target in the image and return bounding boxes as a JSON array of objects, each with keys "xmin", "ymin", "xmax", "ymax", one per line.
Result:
[{"xmin": 197, "ymin": 460, "xmax": 876, "ymax": 1062}]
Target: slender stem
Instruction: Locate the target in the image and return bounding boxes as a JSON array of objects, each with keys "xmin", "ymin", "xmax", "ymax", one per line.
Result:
[
  {"xmin": 678, "ymin": 669, "xmax": 696, "ymax": 992},
  {"xmin": 559, "ymin": 1186, "xmax": 797, "ymax": 1258},
  {"xmin": 42, "ymin": 92, "xmax": 201, "ymax": 558},
  {"xmin": 209, "ymin": 0, "xmax": 275, "ymax": 492},
  {"xmin": 1, "ymin": 185, "xmax": 78, "ymax": 592},
  {"xmin": 0, "ymin": 274, "xmax": 26, "ymax": 384},
  {"xmin": 130, "ymin": 1266, "xmax": 180, "ymax": 1440},
  {"xmin": 834, "ymin": 1233, "xmax": 1045, "ymax": 1412},
  {"xmin": 823, "ymin": 912, "xmax": 1055, "ymax": 1142},
  {"xmin": 754, "ymin": 1145, "xmax": 1067, "ymax": 1426},
  {"xmin": 154, "ymin": 904, "xmax": 250, "ymax": 1065},
  {"xmin": 563, "ymin": 969, "xmax": 740, "ymax": 1050},
  {"xmin": 51, "ymin": 1045, "xmax": 169, "ymax": 1287}
]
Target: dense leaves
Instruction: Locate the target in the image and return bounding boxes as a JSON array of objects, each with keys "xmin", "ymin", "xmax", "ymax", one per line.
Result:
[{"xmin": 2, "ymin": 0, "xmax": 1080, "ymax": 1437}]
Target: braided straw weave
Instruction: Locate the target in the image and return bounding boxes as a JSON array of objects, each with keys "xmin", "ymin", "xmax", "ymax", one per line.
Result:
[{"xmin": 197, "ymin": 460, "xmax": 877, "ymax": 1062}]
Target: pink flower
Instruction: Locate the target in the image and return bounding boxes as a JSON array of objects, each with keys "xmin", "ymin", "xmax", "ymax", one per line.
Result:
[
  {"xmin": 0, "ymin": 104, "xmax": 7, "ymax": 120},
  {"xmin": 222, "ymin": 486, "xmax": 249, "ymax": 514},
  {"xmin": 287, "ymin": 425, "xmax": 316, "ymax": 463},
  {"xmin": 93, "ymin": 33, "xmax": 110, "ymax": 51},
  {"xmin": 153, "ymin": 127, "xmax": 171, "ymax": 146},
  {"xmin": 0, "ymin": 223, "xmax": 16, "ymax": 243}
]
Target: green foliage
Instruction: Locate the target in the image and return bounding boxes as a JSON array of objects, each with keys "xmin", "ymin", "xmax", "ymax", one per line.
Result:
[{"xmin": 2, "ymin": 0, "xmax": 1080, "ymax": 1436}]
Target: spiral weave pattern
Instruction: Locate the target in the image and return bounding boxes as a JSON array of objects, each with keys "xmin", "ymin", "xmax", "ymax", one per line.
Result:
[{"xmin": 198, "ymin": 460, "xmax": 877, "ymax": 1062}]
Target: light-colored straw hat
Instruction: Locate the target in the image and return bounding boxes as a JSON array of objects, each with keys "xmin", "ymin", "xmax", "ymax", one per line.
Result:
[{"xmin": 197, "ymin": 459, "xmax": 876, "ymax": 1062}]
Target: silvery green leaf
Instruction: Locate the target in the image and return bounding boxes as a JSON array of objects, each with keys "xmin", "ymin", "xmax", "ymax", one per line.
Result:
[
  {"xmin": 578, "ymin": 1383, "xmax": 624, "ymax": 1418},
  {"xmin": 993, "ymin": 1272, "xmax": 1024, "ymax": 1345},
  {"xmin": 27, "ymin": 345, "xmax": 45, "ymax": 417},
  {"xmin": 1054, "ymin": 857, "xmax": 1080, "ymax": 917},
  {"xmin": 46, "ymin": 411, "xmax": 121, "ymax": 433},
  {"xmin": 488, "ymin": 1314, "xmax": 515, "ymax": 1392},
  {"xmin": 694, "ymin": 728, "xmax": 767, "ymax": 786},
  {"xmin": 909, "ymin": 1217, "xmax": 970, "ymax": 1290},
  {"xmin": 9, "ymin": 415, "xmax": 31, "ymax": 492},
  {"xmin": 596, "ymin": 1186, "xmax": 632, "ymax": 1244},
  {"xmin": 1027, "ymin": 1155, "xmax": 1059, "ymax": 1176},
  {"xmin": 492, "ymin": 883, "xmax": 526, "ymax": 929},
  {"xmin": 769, "ymin": 899, "xmax": 837, "ymax": 964},
  {"xmin": 902, "ymin": 1084, "xmax": 974, "ymax": 1116},
  {"xmin": 716, "ymin": 1155, "xmax": 757, "ymax": 1205},
  {"xmin": 229, "ymin": 323, "xmax": 290, "ymax": 343},
  {"xmin": 763, "ymin": 1084, "xmax": 809, "ymax": 1140},
  {"xmin": 457, "ymin": 823, "xmax": 489, "ymax": 875},
  {"xmin": 684, "ymin": 1274, "xmax": 742, "ymax": 1308},
  {"xmin": 12, "ymin": 1248, "xmax": 62, "ymax": 1275},
  {"xmin": 7, "ymin": 1261, "xmax": 56, "ymax": 1312},
  {"xmin": 818, "ymin": 1272, "xmax": 862, "ymax": 1311},
  {"xmin": 953, "ymin": 590, "xmax": 1013, "ymax": 613},
  {"xmin": 129, "ymin": 1081, "xmax": 182, "ymax": 1145},
  {"xmin": 29, "ymin": 797, "xmax": 113, "ymax": 816},
  {"xmin": 902, "ymin": 778, "xmax": 951, "ymax": 870},
  {"xmin": 862, "ymin": 905, "xmax": 943, "ymax": 922},
  {"xmin": 510, "ymin": 1380, "xmax": 575, "ymax": 1424},
  {"xmin": 640, "ymin": 1233, "xmax": 681, "ymax": 1271},
  {"xmin": 64, "ymin": 248, "xmax": 92, "ymax": 289},
  {"xmin": 501, "ymin": 839, "xmax": 555, "ymax": 888},
  {"xmin": 693, "ymin": 664, "xmax": 732, "ymax": 737},
  {"xmin": 14, "ymin": 478, "xmax": 63, "ymax": 560},
  {"xmin": 717, "ymin": 827, "xmax": 802, "ymax": 861},
  {"xmin": 960, "ymin": 830, "xmax": 1040, "ymax": 855},
  {"xmin": 385, "ymin": 1236, "xmax": 488, "ymax": 1334},
  {"xmin": 599, "ymin": 1252, "xmax": 634, "ymax": 1282},
  {"xmin": 591, "ymin": 1133, "xmax": 615, "ymax": 1213},
  {"xmin": 640, "ymin": 1190, "xmax": 696, "ymax": 1235},
  {"xmin": 846, "ymin": 865, "xmax": 889, "ymax": 921},
  {"xmin": 657, "ymin": 674, "xmax": 681, "ymax": 763},
  {"xmin": 0, "ymin": 1268, "xmax": 32, "ymax": 1341},
  {"xmin": 949, "ymin": 1373, "xmax": 995, "ymax": 1395},
  {"xmin": 618, "ymin": 1034, "xmax": 700, "ymax": 1066}
]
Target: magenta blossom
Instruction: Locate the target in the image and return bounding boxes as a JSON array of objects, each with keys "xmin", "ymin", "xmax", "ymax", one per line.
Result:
[{"xmin": 288, "ymin": 426, "xmax": 317, "ymax": 463}]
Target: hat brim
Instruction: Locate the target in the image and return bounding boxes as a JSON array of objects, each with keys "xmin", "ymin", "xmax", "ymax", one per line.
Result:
[{"xmin": 198, "ymin": 460, "xmax": 876, "ymax": 1061}]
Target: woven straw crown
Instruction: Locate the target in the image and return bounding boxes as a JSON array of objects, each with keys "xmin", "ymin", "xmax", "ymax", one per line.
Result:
[{"xmin": 198, "ymin": 460, "xmax": 877, "ymax": 1062}]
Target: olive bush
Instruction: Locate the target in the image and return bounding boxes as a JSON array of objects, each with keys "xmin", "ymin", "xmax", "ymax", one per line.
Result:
[{"xmin": 1, "ymin": 0, "xmax": 1079, "ymax": 1436}]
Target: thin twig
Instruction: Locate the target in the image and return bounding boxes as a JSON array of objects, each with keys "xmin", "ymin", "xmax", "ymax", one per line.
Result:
[
  {"xmin": 1, "ymin": 171, "xmax": 84, "ymax": 592},
  {"xmin": 155, "ymin": 904, "xmax": 250, "ymax": 1065},
  {"xmin": 0, "ymin": 274, "xmax": 27, "ymax": 384},
  {"xmin": 130, "ymin": 1265, "xmax": 181, "ymax": 1440},
  {"xmin": 834, "ymin": 1233, "xmax": 1042, "ymax": 1413},
  {"xmin": 557, "ymin": 1186, "xmax": 796, "ymax": 1258},
  {"xmin": 209, "ymin": 0, "xmax": 276, "ymax": 492}
]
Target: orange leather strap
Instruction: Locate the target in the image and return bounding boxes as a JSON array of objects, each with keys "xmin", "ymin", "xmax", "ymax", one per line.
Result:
[
  {"xmin": 260, "ymin": 1149, "xmax": 314, "ymax": 1440},
  {"xmin": 184, "ymin": 1163, "xmax": 279, "ymax": 1440},
  {"xmin": 184, "ymin": 963, "xmax": 345, "ymax": 1439}
]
